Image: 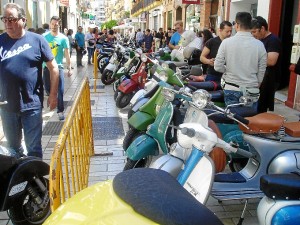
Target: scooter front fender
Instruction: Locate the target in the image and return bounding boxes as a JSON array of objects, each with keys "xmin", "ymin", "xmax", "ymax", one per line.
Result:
[
  {"xmin": 105, "ymin": 63, "xmax": 117, "ymax": 72},
  {"xmin": 131, "ymin": 97, "xmax": 149, "ymax": 114},
  {"xmin": 118, "ymin": 79, "xmax": 138, "ymax": 94},
  {"xmin": 149, "ymin": 155, "xmax": 183, "ymax": 178},
  {"xmin": 126, "ymin": 135, "xmax": 158, "ymax": 161},
  {"xmin": 128, "ymin": 111, "xmax": 154, "ymax": 130},
  {"xmin": 1, "ymin": 158, "xmax": 49, "ymax": 210},
  {"xmin": 43, "ymin": 180, "xmax": 157, "ymax": 225},
  {"xmin": 130, "ymin": 89, "xmax": 146, "ymax": 105}
]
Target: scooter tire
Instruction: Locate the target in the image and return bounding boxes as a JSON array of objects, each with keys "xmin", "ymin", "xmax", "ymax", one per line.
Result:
[
  {"xmin": 123, "ymin": 129, "xmax": 146, "ymax": 151},
  {"xmin": 101, "ymin": 69, "xmax": 116, "ymax": 85},
  {"xmin": 98, "ymin": 56, "xmax": 109, "ymax": 73},
  {"xmin": 229, "ymin": 158, "xmax": 248, "ymax": 172},
  {"xmin": 123, "ymin": 157, "xmax": 151, "ymax": 171},
  {"xmin": 8, "ymin": 177, "xmax": 50, "ymax": 225},
  {"xmin": 127, "ymin": 107, "xmax": 134, "ymax": 120},
  {"xmin": 114, "ymin": 90, "xmax": 120, "ymax": 101},
  {"xmin": 116, "ymin": 92, "xmax": 134, "ymax": 109}
]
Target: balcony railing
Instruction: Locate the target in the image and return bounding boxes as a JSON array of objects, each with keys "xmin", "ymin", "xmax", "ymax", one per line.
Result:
[{"xmin": 131, "ymin": 0, "xmax": 161, "ymax": 15}]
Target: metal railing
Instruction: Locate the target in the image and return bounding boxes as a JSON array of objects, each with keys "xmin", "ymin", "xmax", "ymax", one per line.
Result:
[{"xmin": 49, "ymin": 77, "xmax": 94, "ymax": 211}]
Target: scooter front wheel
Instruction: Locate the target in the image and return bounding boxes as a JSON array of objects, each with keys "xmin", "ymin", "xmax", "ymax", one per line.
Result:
[
  {"xmin": 9, "ymin": 177, "xmax": 50, "ymax": 225},
  {"xmin": 123, "ymin": 129, "xmax": 146, "ymax": 151},
  {"xmin": 101, "ymin": 69, "xmax": 115, "ymax": 85},
  {"xmin": 124, "ymin": 157, "xmax": 152, "ymax": 171},
  {"xmin": 116, "ymin": 92, "xmax": 134, "ymax": 108}
]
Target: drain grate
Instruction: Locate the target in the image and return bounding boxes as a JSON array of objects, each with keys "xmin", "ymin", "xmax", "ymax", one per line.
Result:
[
  {"xmin": 92, "ymin": 117, "xmax": 124, "ymax": 140},
  {"xmin": 89, "ymin": 84, "xmax": 105, "ymax": 89},
  {"xmin": 42, "ymin": 122, "xmax": 64, "ymax": 135}
]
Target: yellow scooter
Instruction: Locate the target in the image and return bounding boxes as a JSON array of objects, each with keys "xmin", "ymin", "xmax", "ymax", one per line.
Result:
[{"xmin": 44, "ymin": 168, "xmax": 223, "ymax": 225}]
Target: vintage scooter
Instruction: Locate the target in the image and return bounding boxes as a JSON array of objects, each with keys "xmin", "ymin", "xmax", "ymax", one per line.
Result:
[
  {"xmin": 148, "ymin": 88, "xmax": 300, "ymax": 224},
  {"xmin": 124, "ymin": 86, "xmax": 227, "ymax": 173},
  {"xmin": 257, "ymin": 172, "xmax": 300, "ymax": 225},
  {"xmin": 101, "ymin": 43, "xmax": 132, "ymax": 85},
  {"xmin": 0, "ymin": 145, "xmax": 50, "ymax": 225},
  {"xmin": 115, "ymin": 53, "xmax": 155, "ymax": 108}
]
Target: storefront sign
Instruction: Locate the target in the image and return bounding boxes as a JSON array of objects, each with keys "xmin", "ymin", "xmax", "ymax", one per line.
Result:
[
  {"xmin": 60, "ymin": 0, "xmax": 69, "ymax": 7},
  {"xmin": 182, "ymin": 0, "xmax": 201, "ymax": 4}
]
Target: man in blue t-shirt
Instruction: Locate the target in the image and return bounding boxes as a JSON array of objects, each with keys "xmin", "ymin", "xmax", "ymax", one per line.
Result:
[
  {"xmin": 43, "ymin": 16, "xmax": 72, "ymax": 121},
  {"xmin": 75, "ymin": 26, "xmax": 85, "ymax": 67},
  {"xmin": 168, "ymin": 21, "xmax": 185, "ymax": 50},
  {"xmin": 0, "ymin": 3, "xmax": 59, "ymax": 158}
]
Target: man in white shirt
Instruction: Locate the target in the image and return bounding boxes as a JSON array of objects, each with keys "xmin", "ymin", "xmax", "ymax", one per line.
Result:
[
  {"xmin": 214, "ymin": 12, "xmax": 267, "ymax": 108},
  {"xmin": 85, "ymin": 27, "xmax": 95, "ymax": 64}
]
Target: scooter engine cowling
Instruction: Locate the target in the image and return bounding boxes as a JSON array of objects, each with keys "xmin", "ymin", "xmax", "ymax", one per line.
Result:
[{"xmin": 268, "ymin": 150, "xmax": 300, "ymax": 174}]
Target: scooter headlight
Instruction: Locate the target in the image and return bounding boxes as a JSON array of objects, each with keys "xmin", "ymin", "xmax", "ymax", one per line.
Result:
[
  {"xmin": 162, "ymin": 88, "xmax": 175, "ymax": 102},
  {"xmin": 192, "ymin": 90, "xmax": 211, "ymax": 109},
  {"xmin": 156, "ymin": 71, "xmax": 168, "ymax": 82},
  {"xmin": 141, "ymin": 54, "xmax": 148, "ymax": 62}
]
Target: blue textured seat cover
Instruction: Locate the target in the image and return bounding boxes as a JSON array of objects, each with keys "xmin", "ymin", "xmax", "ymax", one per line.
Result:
[{"xmin": 113, "ymin": 168, "xmax": 223, "ymax": 225}]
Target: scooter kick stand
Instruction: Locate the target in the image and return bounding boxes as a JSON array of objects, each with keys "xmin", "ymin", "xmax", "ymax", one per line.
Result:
[{"xmin": 237, "ymin": 199, "xmax": 248, "ymax": 225}]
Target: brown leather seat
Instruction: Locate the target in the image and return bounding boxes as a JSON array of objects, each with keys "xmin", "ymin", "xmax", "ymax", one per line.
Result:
[
  {"xmin": 239, "ymin": 112, "xmax": 284, "ymax": 134},
  {"xmin": 283, "ymin": 122, "xmax": 300, "ymax": 137}
]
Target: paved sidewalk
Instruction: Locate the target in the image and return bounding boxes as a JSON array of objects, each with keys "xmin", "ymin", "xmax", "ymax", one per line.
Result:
[{"xmin": 1, "ymin": 54, "xmax": 299, "ymax": 224}]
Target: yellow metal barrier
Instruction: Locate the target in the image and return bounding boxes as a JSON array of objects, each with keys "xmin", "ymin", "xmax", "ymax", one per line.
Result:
[
  {"xmin": 93, "ymin": 50, "xmax": 98, "ymax": 93},
  {"xmin": 49, "ymin": 77, "xmax": 94, "ymax": 211}
]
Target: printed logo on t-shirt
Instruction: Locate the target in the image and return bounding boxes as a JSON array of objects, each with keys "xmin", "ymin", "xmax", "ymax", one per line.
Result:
[
  {"xmin": 48, "ymin": 42, "xmax": 60, "ymax": 57},
  {"xmin": 0, "ymin": 44, "xmax": 32, "ymax": 62}
]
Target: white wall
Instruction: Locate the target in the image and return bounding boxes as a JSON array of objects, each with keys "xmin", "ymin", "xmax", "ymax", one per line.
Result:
[
  {"xmin": 257, "ymin": 0, "xmax": 270, "ymax": 20},
  {"xmin": 229, "ymin": 2, "xmax": 252, "ymax": 22}
]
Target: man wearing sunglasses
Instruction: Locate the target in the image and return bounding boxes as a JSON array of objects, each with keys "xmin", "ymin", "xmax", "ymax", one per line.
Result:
[{"xmin": 0, "ymin": 3, "xmax": 59, "ymax": 158}]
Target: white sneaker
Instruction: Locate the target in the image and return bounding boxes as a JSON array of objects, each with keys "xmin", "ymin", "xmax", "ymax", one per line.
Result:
[{"xmin": 58, "ymin": 112, "xmax": 65, "ymax": 121}]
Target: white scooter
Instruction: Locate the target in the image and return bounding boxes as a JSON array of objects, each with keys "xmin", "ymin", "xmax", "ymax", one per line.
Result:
[{"xmin": 150, "ymin": 88, "xmax": 300, "ymax": 224}]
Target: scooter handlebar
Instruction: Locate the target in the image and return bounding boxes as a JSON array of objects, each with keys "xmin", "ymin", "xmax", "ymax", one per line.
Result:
[{"xmin": 232, "ymin": 113, "xmax": 249, "ymax": 125}]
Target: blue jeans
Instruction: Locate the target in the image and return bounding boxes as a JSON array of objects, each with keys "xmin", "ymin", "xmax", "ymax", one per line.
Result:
[
  {"xmin": 0, "ymin": 108, "xmax": 43, "ymax": 158},
  {"xmin": 43, "ymin": 67, "xmax": 64, "ymax": 113},
  {"xmin": 224, "ymin": 90, "xmax": 258, "ymax": 111},
  {"xmin": 87, "ymin": 47, "xmax": 95, "ymax": 64}
]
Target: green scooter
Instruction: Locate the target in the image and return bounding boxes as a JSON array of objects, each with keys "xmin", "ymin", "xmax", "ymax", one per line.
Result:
[{"xmin": 122, "ymin": 65, "xmax": 201, "ymax": 150}]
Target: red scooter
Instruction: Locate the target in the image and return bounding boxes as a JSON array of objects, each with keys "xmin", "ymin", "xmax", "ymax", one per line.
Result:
[{"xmin": 115, "ymin": 53, "xmax": 153, "ymax": 108}]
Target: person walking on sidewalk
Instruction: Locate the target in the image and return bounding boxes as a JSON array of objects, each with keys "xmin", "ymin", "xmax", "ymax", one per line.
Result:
[
  {"xmin": 75, "ymin": 26, "xmax": 85, "ymax": 67},
  {"xmin": 0, "ymin": 3, "xmax": 59, "ymax": 158},
  {"xmin": 43, "ymin": 16, "xmax": 72, "ymax": 121}
]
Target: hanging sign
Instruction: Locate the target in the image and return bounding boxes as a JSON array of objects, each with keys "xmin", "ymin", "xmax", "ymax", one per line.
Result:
[{"xmin": 182, "ymin": 0, "xmax": 201, "ymax": 4}]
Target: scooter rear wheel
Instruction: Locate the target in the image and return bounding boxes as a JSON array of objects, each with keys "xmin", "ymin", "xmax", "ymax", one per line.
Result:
[
  {"xmin": 8, "ymin": 177, "xmax": 50, "ymax": 225},
  {"xmin": 101, "ymin": 69, "xmax": 115, "ymax": 85}
]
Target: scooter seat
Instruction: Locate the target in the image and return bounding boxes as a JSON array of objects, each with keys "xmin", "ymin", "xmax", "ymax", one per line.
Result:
[
  {"xmin": 113, "ymin": 168, "xmax": 223, "ymax": 225},
  {"xmin": 260, "ymin": 172, "xmax": 300, "ymax": 200},
  {"xmin": 239, "ymin": 112, "xmax": 284, "ymax": 134},
  {"xmin": 188, "ymin": 81, "xmax": 221, "ymax": 91},
  {"xmin": 0, "ymin": 154, "xmax": 17, "ymax": 174}
]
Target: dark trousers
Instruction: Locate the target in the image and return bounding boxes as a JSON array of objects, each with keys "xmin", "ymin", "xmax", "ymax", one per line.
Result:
[{"xmin": 76, "ymin": 47, "xmax": 83, "ymax": 66}]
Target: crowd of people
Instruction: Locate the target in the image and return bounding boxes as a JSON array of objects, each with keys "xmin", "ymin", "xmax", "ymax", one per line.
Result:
[{"xmin": 0, "ymin": 2, "xmax": 282, "ymax": 160}]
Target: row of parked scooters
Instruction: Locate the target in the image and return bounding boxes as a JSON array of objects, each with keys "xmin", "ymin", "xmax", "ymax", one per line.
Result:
[{"xmin": 19, "ymin": 40, "xmax": 300, "ymax": 224}]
